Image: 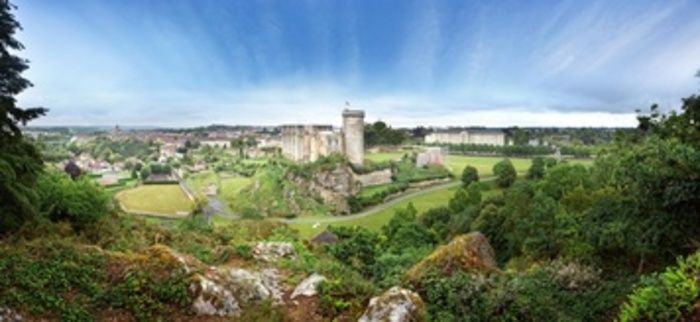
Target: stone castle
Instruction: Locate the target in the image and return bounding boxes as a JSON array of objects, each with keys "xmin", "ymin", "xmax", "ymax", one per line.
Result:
[{"xmin": 281, "ymin": 109, "xmax": 365, "ymax": 165}]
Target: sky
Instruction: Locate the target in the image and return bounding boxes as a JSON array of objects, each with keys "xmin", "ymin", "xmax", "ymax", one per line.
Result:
[{"xmin": 14, "ymin": 0, "xmax": 700, "ymax": 127}]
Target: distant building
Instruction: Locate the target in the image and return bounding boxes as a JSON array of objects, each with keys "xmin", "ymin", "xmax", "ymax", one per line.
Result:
[
  {"xmin": 425, "ymin": 129, "xmax": 508, "ymax": 146},
  {"xmin": 280, "ymin": 109, "xmax": 365, "ymax": 165}
]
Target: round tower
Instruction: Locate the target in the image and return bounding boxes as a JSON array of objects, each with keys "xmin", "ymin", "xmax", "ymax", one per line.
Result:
[{"xmin": 342, "ymin": 109, "xmax": 365, "ymax": 166}]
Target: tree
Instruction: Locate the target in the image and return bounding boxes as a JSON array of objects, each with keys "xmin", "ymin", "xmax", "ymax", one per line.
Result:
[
  {"xmin": 0, "ymin": 1, "xmax": 47, "ymax": 234},
  {"xmin": 35, "ymin": 170, "xmax": 109, "ymax": 230},
  {"xmin": 63, "ymin": 161, "xmax": 82, "ymax": 180},
  {"xmin": 364, "ymin": 121, "xmax": 406, "ymax": 147},
  {"xmin": 526, "ymin": 156, "xmax": 545, "ymax": 180},
  {"xmin": 461, "ymin": 165, "xmax": 479, "ymax": 187},
  {"xmin": 493, "ymin": 159, "xmax": 517, "ymax": 188}
]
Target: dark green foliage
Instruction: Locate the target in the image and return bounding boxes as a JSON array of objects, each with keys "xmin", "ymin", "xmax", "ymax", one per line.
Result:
[
  {"xmin": 0, "ymin": 1, "xmax": 46, "ymax": 234},
  {"xmin": 619, "ymin": 251, "xmax": 700, "ymax": 321},
  {"xmin": 526, "ymin": 156, "xmax": 546, "ymax": 179},
  {"xmin": 364, "ymin": 121, "xmax": 406, "ymax": 147},
  {"xmin": 471, "ymin": 204, "xmax": 508, "ymax": 263},
  {"xmin": 148, "ymin": 162, "xmax": 171, "ymax": 174},
  {"xmin": 493, "ymin": 159, "xmax": 517, "ymax": 188},
  {"xmin": 85, "ymin": 137, "xmax": 156, "ymax": 161},
  {"xmin": 381, "ymin": 203, "xmax": 436, "ymax": 253},
  {"xmin": 35, "ymin": 170, "xmax": 110, "ymax": 230},
  {"xmin": 416, "ymin": 266, "xmax": 634, "ymax": 322},
  {"xmin": 327, "ymin": 226, "xmax": 381, "ymax": 276},
  {"xmin": 349, "ymin": 181, "xmax": 409, "ymax": 212},
  {"xmin": 461, "ymin": 165, "xmax": 479, "ymax": 187},
  {"xmin": 420, "ymin": 206, "xmax": 452, "ymax": 241}
]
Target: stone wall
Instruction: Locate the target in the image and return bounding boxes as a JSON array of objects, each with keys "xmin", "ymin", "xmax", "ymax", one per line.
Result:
[{"xmin": 354, "ymin": 169, "xmax": 393, "ymax": 187}]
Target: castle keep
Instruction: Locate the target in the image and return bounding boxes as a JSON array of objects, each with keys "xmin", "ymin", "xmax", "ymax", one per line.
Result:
[{"xmin": 281, "ymin": 109, "xmax": 365, "ymax": 165}]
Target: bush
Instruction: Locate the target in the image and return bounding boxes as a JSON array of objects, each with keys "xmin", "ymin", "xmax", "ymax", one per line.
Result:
[
  {"xmin": 35, "ymin": 170, "xmax": 110, "ymax": 230},
  {"xmin": 461, "ymin": 165, "xmax": 479, "ymax": 187},
  {"xmin": 619, "ymin": 251, "xmax": 700, "ymax": 322},
  {"xmin": 493, "ymin": 159, "xmax": 517, "ymax": 188},
  {"xmin": 526, "ymin": 156, "xmax": 546, "ymax": 179}
]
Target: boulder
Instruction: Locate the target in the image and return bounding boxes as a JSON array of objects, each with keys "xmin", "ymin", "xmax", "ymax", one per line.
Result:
[
  {"xmin": 253, "ymin": 241, "xmax": 296, "ymax": 262},
  {"xmin": 406, "ymin": 232, "xmax": 497, "ymax": 282},
  {"xmin": 291, "ymin": 273, "xmax": 326, "ymax": 299},
  {"xmin": 0, "ymin": 307, "xmax": 23, "ymax": 322},
  {"xmin": 150, "ymin": 245, "xmax": 286, "ymax": 317},
  {"xmin": 358, "ymin": 287, "xmax": 425, "ymax": 322},
  {"xmin": 190, "ymin": 276, "xmax": 240, "ymax": 317}
]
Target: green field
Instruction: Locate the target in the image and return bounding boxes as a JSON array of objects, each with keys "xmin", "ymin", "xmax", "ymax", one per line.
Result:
[
  {"xmin": 186, "ymin": 171, "xmax": 251, "ymax": 199},
  {"xmin": 364, "ymin": 151, "xmax": 406, "ymax": 162},
  {"xmin": 445, "ymin": 155, "xmax": 531, "ymax": 176},
  {"xmin": 116, "ymin": 184, "xmax": 194, "ymax": 216}
]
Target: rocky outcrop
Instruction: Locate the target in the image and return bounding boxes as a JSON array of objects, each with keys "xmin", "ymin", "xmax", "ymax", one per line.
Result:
[
  {"xmin": 253, "ymin": 242, "xmax": 296, "ymax": 262},
  {"xmin": 358, "ymin": 287, "xmax": 425, "ymax": 322},
  {"xmin": 406, "ymin": 232, "xmax": 497, "ymax": 282},
  {"xmin": 154, "ymin": 245, "xmax": 286, "ymax": 317},
  {"xmin": 307, "ymin": 165, "xmax": 361, "ymax": 214},
  {"xmin": 291, "ymin": 273, "xmax": 326, "ymax": 299}
]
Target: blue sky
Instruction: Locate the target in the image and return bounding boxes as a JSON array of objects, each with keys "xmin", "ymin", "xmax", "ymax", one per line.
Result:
[{"xmin": 15, "ymin": 0, "xmax": 700, "ymax": 127}]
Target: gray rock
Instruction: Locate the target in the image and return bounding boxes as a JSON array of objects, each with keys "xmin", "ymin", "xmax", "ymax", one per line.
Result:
[
  {"xmin": 291, "ymin": 273, "xmax": 326, "ymax": 299},
  {"xmin": 358, "ymin": 287, "xmax": 425, "ymax": 322},
  {"xmin": 253, "ymin": 241, "xmax": 296, "ymax": 262}
]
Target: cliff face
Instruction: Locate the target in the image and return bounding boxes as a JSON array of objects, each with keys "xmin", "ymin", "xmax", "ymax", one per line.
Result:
[{"xmin": 290, "ymin": 164, "xmax": 361, "ymax": 215}]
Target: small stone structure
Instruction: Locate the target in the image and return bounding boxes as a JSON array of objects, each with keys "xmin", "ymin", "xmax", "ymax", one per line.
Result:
[
  {"xmin": 416, "ymin": 147, "xmax": 445, "ymax": 167},
  {"xmin": 281, "ymin": 109, "xmax": 365, "ymax": 166}
]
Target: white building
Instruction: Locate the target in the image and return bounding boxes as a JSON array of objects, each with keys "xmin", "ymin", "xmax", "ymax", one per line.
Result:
[{"xmin": 425, "ymin": 129, "xmax": 508, "ymax": 146}]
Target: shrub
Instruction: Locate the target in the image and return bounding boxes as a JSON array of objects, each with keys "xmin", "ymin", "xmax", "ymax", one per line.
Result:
[
  {"xmin": 526, "ymin": 156, "xmax": 546, "ymax": 179},
  {"xmin": 619, "ymin": 251, "xmax": 700, "ymax": 322},
  {"xmin": 493, "ymin": 159, "xmax": 517, "ymax": 188},
  {"xmin": 461, "ymin": 165, "xmax": 479, "ymax": 187},
  {"xmin": 35, "ymin": 170, "xmax": 110, "ymax": 230}
]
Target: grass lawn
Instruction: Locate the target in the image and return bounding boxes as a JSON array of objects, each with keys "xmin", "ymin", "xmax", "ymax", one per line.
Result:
[
  {"xmin": 186, "ymin": 171, "xmax": 219, "ymax": 195},
  {"xmin": 364, "ymin": 152, "xmax": 407, "ymax": 162},
  {"xmin": 445, "ymin": 155, "xmax": 532, "ymax": 177},
  {"xmin": 116, "ymin": 184, "xmax": 194, "ymax": 216},
  {"xmin": 219, "ymin": 177, "xmax": 252, "ymax": 200}
]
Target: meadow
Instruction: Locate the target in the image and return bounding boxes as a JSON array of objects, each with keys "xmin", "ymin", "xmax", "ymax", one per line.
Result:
[{"xmin": 115, "ymin": 184, "xmax": 194, "ymax": 217}]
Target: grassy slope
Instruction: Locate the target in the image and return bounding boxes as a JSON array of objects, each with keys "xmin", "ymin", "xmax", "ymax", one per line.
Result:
[{"xmin": 116, "ymin": 184, "xmax": 193, "ymax": 215}]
